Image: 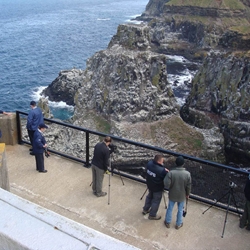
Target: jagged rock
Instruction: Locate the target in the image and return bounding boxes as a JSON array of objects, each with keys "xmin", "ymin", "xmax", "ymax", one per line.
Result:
[
  {"xmin": 42, "ymin": 69, "xmax": 84, "ymax": 105},
  {"xmin": 183, "ymin": 53, "xmax": 250, "ymax": 164},
  {"xmin": 42, "ymin": 0, "xmax": 250, "ymax": 164},
  {"xmin": 37, "ymin": 97, "xmax": 53, "ymax": 119},
  {"xmin": 74, "ymin": 45, "xmax": 177, "ymax": 123}
]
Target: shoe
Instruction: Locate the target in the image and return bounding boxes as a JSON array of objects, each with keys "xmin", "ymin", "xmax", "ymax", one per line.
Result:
[
  {"xmin": 96, "ymin": 192, "xmax": 107, "ymax": 197},
  {"xmin": 246, "ymin": 226, "xmax": 250, "ymax": 231},
  {"xmin": 148, "ymin": 215, "xmax": 161, "ymax": 220},
  {"xmin": 175, "ymin": 223, "xmax": 183, "ymax": 230},
  {"xmin": 239, "ymin": 223, "xmax": 245, "ymax": 229},
  {"xmin": 30, "ymin": 152, "xmax": 35, "ymax": 156},
  {"xmin": 39, "ymin": 170, "xmax": 47, "ymax": 173},
  {"xmin": 29, "ymin": 148, "xmax": 33, "ymax": 152},
  {"xmin": 142, "ymin": 209, "xmax": 150, "ymax": 215},
  {"xmin": 164, "ymin": 221, "xmax": 171, "ymax": 228}
]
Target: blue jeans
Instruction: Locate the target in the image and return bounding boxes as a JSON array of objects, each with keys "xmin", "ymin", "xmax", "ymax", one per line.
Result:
[
  {"xmin": 165, "ymin": 200, "xmax": 185, "ymax": 226},
  {"xmin": 143, "ymin": 190, "xmax": 163, "ymax": 217}
]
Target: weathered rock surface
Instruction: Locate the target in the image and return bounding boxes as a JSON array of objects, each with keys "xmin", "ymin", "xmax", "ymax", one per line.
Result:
[
  {"xmin": 42, "ymin": 69, "xmax": 84, "ymax": 106},
  {"xmin": 181, "ymin": 53, "xmax": 250, "ymax": 164},
  {"xmin": 41, "ymin": 0, "xmax": 250, "ymax": 165}
]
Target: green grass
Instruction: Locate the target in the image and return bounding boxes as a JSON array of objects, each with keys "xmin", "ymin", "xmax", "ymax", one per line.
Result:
[
  {"xmin": 166, "ymin": 0, "xmax": 245, "ymax": 10},
  {"xmin": 150, "ymin": 116, "xmax": 204, "ymax": 155}
]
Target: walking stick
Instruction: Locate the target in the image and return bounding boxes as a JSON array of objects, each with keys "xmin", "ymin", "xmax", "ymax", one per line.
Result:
[
  {"xmin": 140, "ymin": 187, "xmax": 148, "ymax": 200},
  {"xmin": 108, "ymin": 172, "xmax": 111, "ymax": 205}
]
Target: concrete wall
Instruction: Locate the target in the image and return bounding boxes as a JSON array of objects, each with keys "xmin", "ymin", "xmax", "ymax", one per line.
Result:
[
  {"xmin": 0, "ymin": 188, "xmax": 139, "ymax": 250},
  {"xmin": 0, "ymin": 143, "xmax": 10, "ymax": 191},
  {"xmin": 0, "ymin": 114, "xmax": 18, "ymax": 145}
]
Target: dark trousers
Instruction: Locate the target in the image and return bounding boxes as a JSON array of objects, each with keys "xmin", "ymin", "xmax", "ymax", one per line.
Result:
[
  {"xmin": 240, "ymin": 199, "xmax": 250, "ymax": 228},
  {"xmin": 91, "ymin": 164, "xmax": 105, "ymax": 195},
  {"xmin": 35, "ymin": 153, "xmax": 45, "ymax": 171},
  {"xmin": 27, "ymin": 129, "xmax": 35, "ymax": 149},
  {"xmin": 143, "ymin": 190, "xmax": 163, "ymax": 217}
]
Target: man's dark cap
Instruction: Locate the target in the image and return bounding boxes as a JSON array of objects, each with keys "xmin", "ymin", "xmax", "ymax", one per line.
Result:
[
  {"xmin": 176, "ymin": 156, "xmax": 185, "ymax": 166},
  {"xmin": 30, "ymin": 101, "xmax": 36, "ymax": 106}
]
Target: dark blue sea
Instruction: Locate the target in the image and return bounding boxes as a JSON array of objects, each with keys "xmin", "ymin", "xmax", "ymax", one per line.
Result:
[{"xmin": 0, "ymin": 0, "xmax": 148, "ymax": 120}]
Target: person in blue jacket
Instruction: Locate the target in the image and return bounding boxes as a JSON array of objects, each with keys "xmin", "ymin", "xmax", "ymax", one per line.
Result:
[
  {"xmin": 26, "ymin": 101, "xmax": 44, "ymax": 155},
  {"xmin": 33, "ymin": 123, "xmax": 48, "ymax": 173},
  {"xmin": 142, "ymin": 154, "xmax": 169, "ymax": 220}
]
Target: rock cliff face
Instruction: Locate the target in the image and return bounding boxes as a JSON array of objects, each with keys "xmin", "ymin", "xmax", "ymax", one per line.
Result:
[
  {"xmin": 42, "ymin": 0, "xmax": 250, "ymax": 164},
  {"xmin": 181, "ymin": 52, "xmax": 250, "ymax": 164}
]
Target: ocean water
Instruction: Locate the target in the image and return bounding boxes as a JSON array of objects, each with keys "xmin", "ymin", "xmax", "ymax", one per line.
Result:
[{"xmin": 0, "ymin": 0, "xmax": 148, "ymax": 120}]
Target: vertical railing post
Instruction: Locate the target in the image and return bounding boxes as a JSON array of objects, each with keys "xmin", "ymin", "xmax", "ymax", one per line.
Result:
[
  {"xmin": 16, "ymin": 111, "xmax": 23, "ymax": 144},
  {"xmin": 84, "ymin": 131, "xmax": 91, "ymax": 168}
]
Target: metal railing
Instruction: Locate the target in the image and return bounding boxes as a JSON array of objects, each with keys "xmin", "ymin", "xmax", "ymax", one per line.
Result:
[{"xmin": 16, "ymin": 110, "xmax": 249, "ymax": 214}]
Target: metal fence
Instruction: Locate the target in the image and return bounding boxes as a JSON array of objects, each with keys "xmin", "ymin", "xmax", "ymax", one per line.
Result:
[{"xmin": 16, "ymin": 111, "xmax": 249, "ymax": 214}]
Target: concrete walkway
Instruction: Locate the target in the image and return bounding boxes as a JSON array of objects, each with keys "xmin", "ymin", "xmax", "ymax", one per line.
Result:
[{"xmin": 5, "ymin": 144, "xmax": 250, "ymax": 250}]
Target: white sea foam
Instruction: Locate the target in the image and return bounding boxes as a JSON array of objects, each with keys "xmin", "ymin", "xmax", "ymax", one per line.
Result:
[
  {"xmin": 166, "ymin": 55, "xmax": 198, "ymax": 106},
  {"xmin": 49, "ymin": 101, "xmax": 74, "ymax": 110},
  {"xmin": 125, "ymin": 14, "xmax": 143, "ymax": 24},
  {"xmin": 31, "ymin": 86, "xmax": 47, "ymax": 101},
  {"xmin": 97, "ymin": 18, "xmax": 111, "ymax": 21},
  {"xmin": 31, "ymin": 86, "xmax": 73, "ymax": 111},
  {"xmin": 167, "ymin": 55, "xmax": 189, "ymax": 63}
]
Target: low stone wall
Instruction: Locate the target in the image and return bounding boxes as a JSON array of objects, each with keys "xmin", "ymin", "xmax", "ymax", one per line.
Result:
[
  {"xmin": 0, "ymin": 143, "xmax": 10, "ymax": 191},
  {"xmin": 0, "ymin": 113, "xmax": 18, "ymax": 145},
  {"xmin": 0, "ymin": 188, "xmax": 139, "ymax": 250}
]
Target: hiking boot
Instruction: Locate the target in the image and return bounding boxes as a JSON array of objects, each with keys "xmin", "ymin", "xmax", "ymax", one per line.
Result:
[
  {"xmin": 175, "ymin": 223, "xmax": 183, "ymax": 230},
  {"xmin": 148, "ymin": 215, "xmax": 161, "ymax": 220},
  {"xmin": 164, "ymin": 221, "xmax": 170, "ymax": 228},
  {"xmin": 96, "ymin": 192, "xmax": 107, "ymax": 197},
  {"xmin": 142, "ymin": 209, "xmax": 150, "ymax": 215},
  {"xmin": 239, "ymin": 223, "xmax": 246, "ymax": 229}
]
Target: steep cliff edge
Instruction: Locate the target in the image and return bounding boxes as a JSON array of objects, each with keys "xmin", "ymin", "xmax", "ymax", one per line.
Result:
[
  {"xmin": 181, "ymin": 52, "xmax": 250, "ymax": 164},
  {"xmin": 42, "ymin": 0, "xmax": 250, "ymax": 164}
]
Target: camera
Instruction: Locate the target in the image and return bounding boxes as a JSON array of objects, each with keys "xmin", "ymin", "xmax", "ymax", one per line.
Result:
[
  {"xmin": 45, "ymin": 147, "xmax": 50, "ymax": 158},
  {"xmin": 229, "ymin": 181, "xmax": 237, "ymax": 188},
  {"xmin": 108, "ymin": 143, "xmax": 118, "ymax": 154}
]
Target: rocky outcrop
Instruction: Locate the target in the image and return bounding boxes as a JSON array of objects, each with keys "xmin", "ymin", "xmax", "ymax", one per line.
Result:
[
  {"xmin": 181, "ymin": 53, "xmax": 250, "ymax": 164},
  {"xmin": 74, "ymin": 45, "xmax": 177, "ymax": 123},
  {"xmin": 42, "ymin": 69, "xmax": 84, "ymax": 106},
  {"xmin": 42, "ymin": 0, "xmax": 250, "ymax": 164}
]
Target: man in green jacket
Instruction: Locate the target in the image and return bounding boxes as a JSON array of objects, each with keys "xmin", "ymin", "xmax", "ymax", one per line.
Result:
[{"xmin": 164, "ymin": 156, "xmax": 191, "ymax": 230}]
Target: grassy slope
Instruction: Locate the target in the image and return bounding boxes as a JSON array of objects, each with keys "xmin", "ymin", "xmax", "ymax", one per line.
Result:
[
  {"xmin": 166, "ymin": 0, "xmax": 245, "ymax": 9},
  {"xmin": 165, "ymin": 0, "xmax": 250, "ymax": 35}
]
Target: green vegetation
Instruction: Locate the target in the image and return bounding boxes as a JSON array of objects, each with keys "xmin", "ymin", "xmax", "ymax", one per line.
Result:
[
  {"xmin": 95, "ymin": 115, "xmax": 111, "ymax": 134},
  {"xmin": 150, "ymin": 116, "xmax": 204, "ymax": 155},
  {"xmin": 229, "ymin": 25, "xmax": 250, "ymax": 34},
  {"xmin": 166, "ymin": 0, "xmax": 245, "ymax": 9}
]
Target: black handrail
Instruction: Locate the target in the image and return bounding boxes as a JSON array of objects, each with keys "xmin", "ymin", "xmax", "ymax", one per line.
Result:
[{"xmin": 16, "ymin": 110, "xmax": 249, "ymax": 214}]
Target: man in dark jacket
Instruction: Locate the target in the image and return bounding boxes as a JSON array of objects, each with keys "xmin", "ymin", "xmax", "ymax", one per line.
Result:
[
  {"xmin": 142, "ymin": 155, "xmax": 169, "ymax": 220},
  {"xmin": 91, "ymin": 136, "xmax": 112, "ymax": 197},
  {"xmin": 26, "ymin": 101, "xmax": 44, "ymax": 155},
  {"xmin": 240, "ymin": 174, "xmax": 250, "ymax": 230},
  {"xmin": 33, "ymin": 123, "xmax": 48, "ymax": 173}
]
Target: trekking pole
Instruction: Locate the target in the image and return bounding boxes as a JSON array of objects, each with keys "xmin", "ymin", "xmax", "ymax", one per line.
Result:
[
  {"xmin": 108, "ymin": 172, "xmax": 111, "ymax": 205},
  {"xmin": 140, "ymin": 187, "xmax": 148, "ymax": 200}
]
